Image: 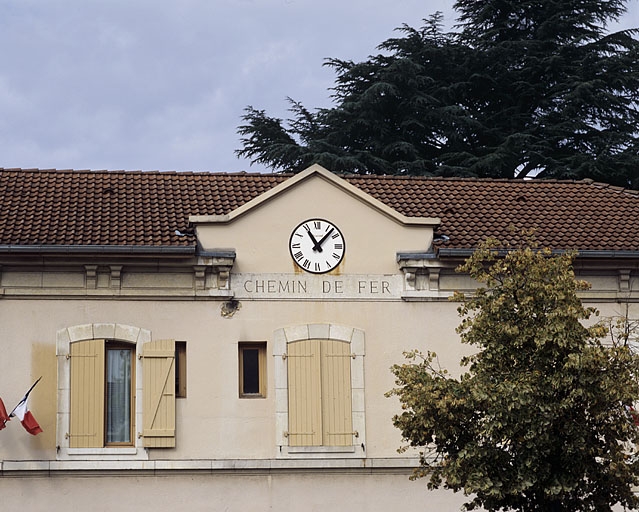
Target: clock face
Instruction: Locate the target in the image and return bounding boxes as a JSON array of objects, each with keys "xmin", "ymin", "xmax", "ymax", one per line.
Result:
[{"xmin": 289, "ymin": 218, "xmax": 345, "ymax": 274}]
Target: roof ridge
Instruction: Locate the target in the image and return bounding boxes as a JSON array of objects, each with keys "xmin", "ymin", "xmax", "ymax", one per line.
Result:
[
  {"xmin": 0, "ymin": 167, "xmax": 292, "ymax": 177},
  {"xmin": 343, "ymin": 174, "xmax": 594, "ymax": 185},
  {"xmin": 0, "ymin": 169, "xmax": 632, "ymax": 191}
]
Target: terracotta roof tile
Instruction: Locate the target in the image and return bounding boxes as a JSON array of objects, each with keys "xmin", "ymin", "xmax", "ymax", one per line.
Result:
[{"xmin": 0, "ymin": 168, "xmax": 638, "ymax": 253}]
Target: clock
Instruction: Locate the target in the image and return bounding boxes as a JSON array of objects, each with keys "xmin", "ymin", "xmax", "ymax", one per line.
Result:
[{"xmin": 289, "ymin": 218, "xmax": 345, "ymax": 274}]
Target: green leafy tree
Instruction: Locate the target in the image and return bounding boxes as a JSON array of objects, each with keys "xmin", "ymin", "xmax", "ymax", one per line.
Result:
[
  {"xmin": 236, "ymin": 2, "xmax": 639, "ymax": 188},
  {"xmin": 387, "ymin": 240, "xmax": 639, "ymax": 511}
]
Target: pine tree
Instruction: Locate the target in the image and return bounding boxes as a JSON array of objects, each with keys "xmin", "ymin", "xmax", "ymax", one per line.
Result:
[{"xmin": 237, "ymin": 2, "xmax": 639, "ymax": 188}]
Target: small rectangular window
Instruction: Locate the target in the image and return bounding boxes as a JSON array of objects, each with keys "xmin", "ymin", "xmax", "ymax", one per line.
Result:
[
  {"xmin": 175, "ymin": 341, "xmax": 187, "ymax": 398},
  {"xmin": 239, "ymin": 342, "xmax": 266, "ymax": 398}
]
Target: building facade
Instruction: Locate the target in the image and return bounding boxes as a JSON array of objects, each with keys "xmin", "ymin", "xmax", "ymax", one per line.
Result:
[{"xmin": 1, "ymin": 165, "xmax": 638, "ymax": 511}]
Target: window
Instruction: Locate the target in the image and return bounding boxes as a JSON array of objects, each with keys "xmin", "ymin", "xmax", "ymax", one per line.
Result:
[
  {"xmin": 239, "ymin": 342, "xmax": 266, "ymax": 397},
  {"xmin": 69, "ymin": 338, "xmax": 176, "ymax": 449},
  {"xmin": 273, "ymin": 323, "xmax": 366, "ymax": 457},
  {"xmin": 175, "ymin": 341, "xmax": 187, "ymax": 398},
  {"xmin": 59, "ymin": 324, "xmax": 177, "ymax": 458}
]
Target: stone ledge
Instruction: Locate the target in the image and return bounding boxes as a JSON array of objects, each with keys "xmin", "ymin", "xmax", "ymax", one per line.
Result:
[{"xmin": 0, "ymin": 457, "xmax": 420, "ymax": 476}]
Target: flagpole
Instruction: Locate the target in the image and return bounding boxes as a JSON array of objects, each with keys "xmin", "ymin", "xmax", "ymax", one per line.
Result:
[{"xmin": 8, "ymin": 376, "xmax": 42, "ymax": 418}]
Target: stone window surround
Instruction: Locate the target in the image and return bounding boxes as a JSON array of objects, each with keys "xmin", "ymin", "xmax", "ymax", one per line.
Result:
[
  {"xmin": 56, "ymin": 323, "xmax": 151, "ymax": 461},
  {"xmin": 273, "ymin": 323, "xmax": 366, "ymax": 458}
]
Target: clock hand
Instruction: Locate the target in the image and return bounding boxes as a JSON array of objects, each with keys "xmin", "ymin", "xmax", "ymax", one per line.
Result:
[
  {"xmin": 306, "ymin": 230, "xmax": 323, "ymax": 252},
  {"xmin": 315, "ymin": 228, "xmax": 335, "ymax": 251}
]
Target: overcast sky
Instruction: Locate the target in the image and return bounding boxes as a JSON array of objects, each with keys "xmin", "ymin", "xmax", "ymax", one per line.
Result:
[{"xmin": 1, "ymin": 0, "xmax": 638, "ymax": 174}]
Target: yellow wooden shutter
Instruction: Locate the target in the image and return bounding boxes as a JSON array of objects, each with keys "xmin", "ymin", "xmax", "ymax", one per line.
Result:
[
  {"xmin": 69, "ymin": 339, "xmax": 105, "ymax": 448},
  {"xmin": 287, "ymin": 339, "xmax": 322, "ymax": 446},
  {"xmin": 142, "ymin": 339, "xmax": 176, "ymax": 448},
  {"xmin": 321, "ymin": 340, "xmax": 353, "ymax": 446}
]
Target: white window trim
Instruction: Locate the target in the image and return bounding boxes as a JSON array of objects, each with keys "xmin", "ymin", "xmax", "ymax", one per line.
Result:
[
  {"xmin": 56, "ymin": 323, "xmax": 150, "ymax": 461},
  {"xmin": 273, "ymin": 323, "xmax": 366, "ymax": 459}
]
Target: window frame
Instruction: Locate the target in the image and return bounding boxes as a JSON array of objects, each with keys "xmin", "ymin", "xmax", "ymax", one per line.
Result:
[
  {"xmin": 273, "ymin": 323, "xmax": 366, "ymax": 458},
  {"xmin": 175, "ymin": 341, "xmax": 187, "ymax": 399},
  {"xmin": 238, "ymin": 342, "xmax": 267, "ymax": 398},
  {"xmin": 104, "ymin": 341, "xmax": 136, "ymax": 447}
]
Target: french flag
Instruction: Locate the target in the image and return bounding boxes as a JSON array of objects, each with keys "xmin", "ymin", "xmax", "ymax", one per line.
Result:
[
  {"xmin": 10, "ymin": 377, "xmax": 43, "ymax": 436},
  {"xmin": 13, "ymin": 396, "xmax": 42, "ymax": 436}
]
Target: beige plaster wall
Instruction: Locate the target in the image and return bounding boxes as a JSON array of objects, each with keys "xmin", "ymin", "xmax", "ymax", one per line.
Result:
[
  {"xmin": 1, "ymin": 471, "xmax": 470, "ymax": 512},
  {"xmin": 0, "ymin": 266, "xmax": 636, "ymax": 512},
  {"xmin": 0, "ymin": 296, "xmax": 467, "ymax": 462},
  {"xmin": 1, "ymin": 269, "xmax": 636, "ymax": 462}
]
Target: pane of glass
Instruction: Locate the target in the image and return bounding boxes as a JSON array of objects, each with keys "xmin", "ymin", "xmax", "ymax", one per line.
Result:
[
  {"xmin": 106, "ymin": 348, "xmax": 132, "ymax": 443},
  {"xmin": 242, "ymin": 348, "xmax": 260, "ymax": 394}
]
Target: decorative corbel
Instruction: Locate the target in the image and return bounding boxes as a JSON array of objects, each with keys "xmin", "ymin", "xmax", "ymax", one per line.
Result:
[
  {"xmin": 196, "ymin": 250, "xmax": 236, "ymax": 291},
  {"xmin": 109, "ymin": 265, "xmax": 122, "ymax": 290},
  {"xmin": 85, "ymin": 265, "xmax": 98, "ymax": 289},
  {"xmin": 404, "ymin": 270, "xmax": 417, "ymax": 291},
  {"xmin": 619, "ymin": 269, "xmax": 631, "ymax": 291},
  {"xmin": 428, "ymin": 268, "xmax": 441, "ymax": 291},
  {"xmin": 217, "ymin": 266, "xmax": 231, "ymax": 290},
  {"xmin": 193, "ymin": 265, "xmax": 207, "ymax": 290}
]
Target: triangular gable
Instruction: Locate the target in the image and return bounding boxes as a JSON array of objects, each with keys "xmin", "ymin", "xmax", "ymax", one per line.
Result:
[{"xmin": 189, "ymin": 165, "xmax": 440, "ymax": 228}]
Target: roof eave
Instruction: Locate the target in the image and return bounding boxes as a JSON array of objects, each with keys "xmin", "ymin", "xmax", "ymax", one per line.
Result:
[
  {"xmin": 0, "ymin": 244, "xmax": 197, "ymax": 255},
  {"xmin": 436, "ymin": 248, "xmax": 639, "ymax": 259}
]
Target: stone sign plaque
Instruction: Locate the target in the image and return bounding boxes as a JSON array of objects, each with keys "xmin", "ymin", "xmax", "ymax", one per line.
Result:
[{"xmin": 233, "ymin": 273, "xmax": 403, "ymax": 300}]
